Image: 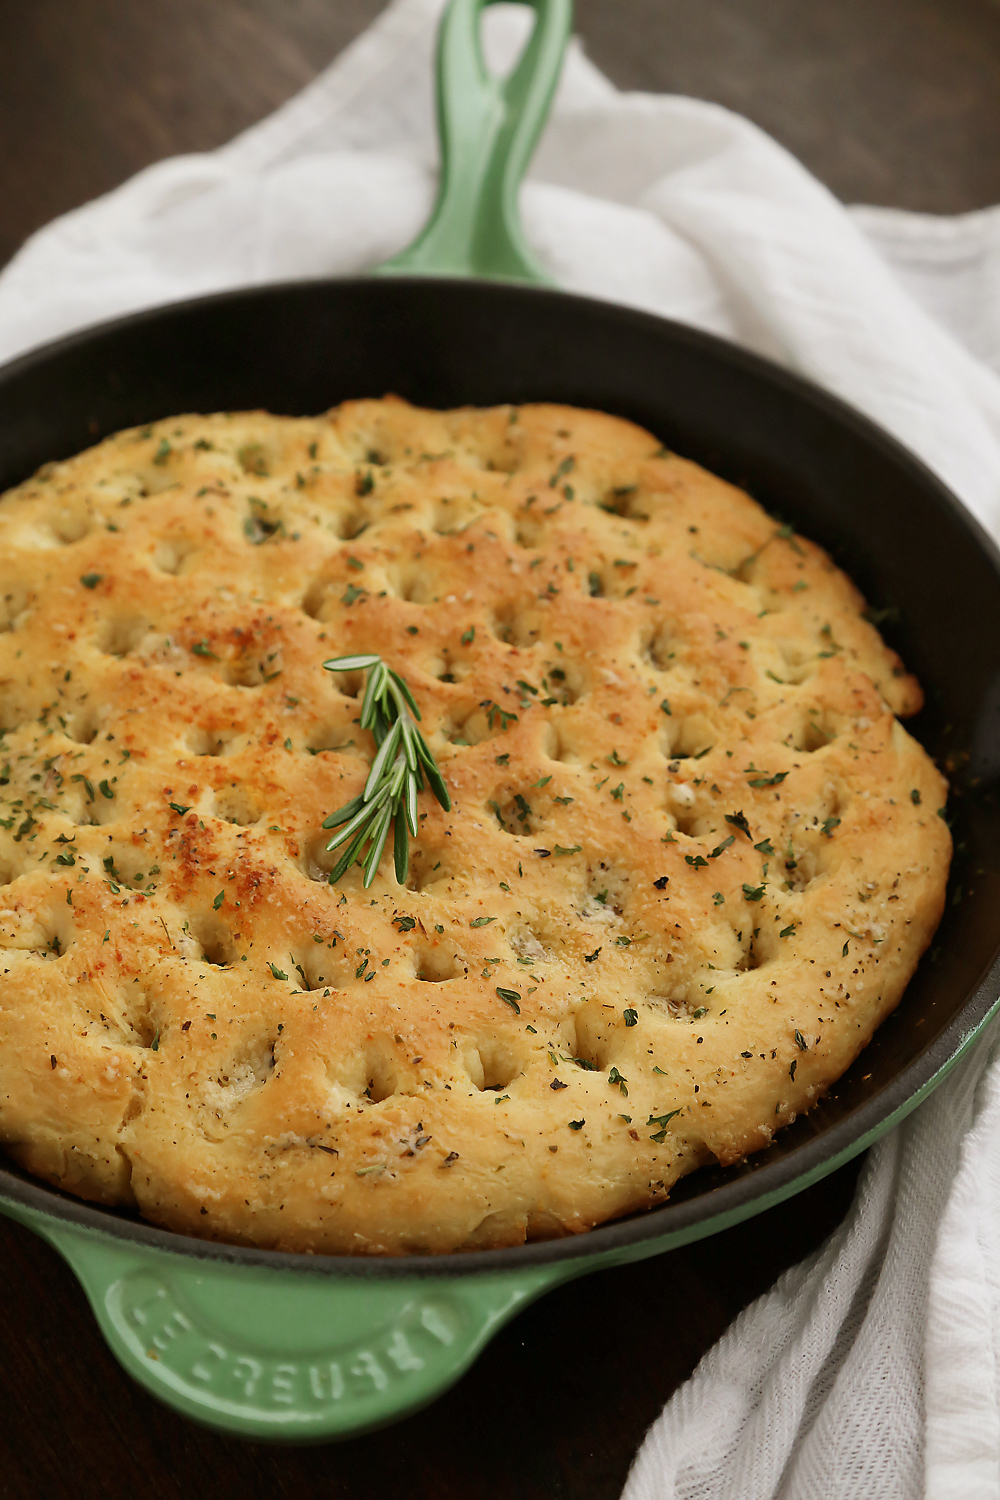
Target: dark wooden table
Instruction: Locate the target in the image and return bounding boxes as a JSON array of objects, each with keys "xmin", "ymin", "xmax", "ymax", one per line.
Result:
[{"xmin": 0, "ymin": 2, "xmax": 996, "ymax": 1495}]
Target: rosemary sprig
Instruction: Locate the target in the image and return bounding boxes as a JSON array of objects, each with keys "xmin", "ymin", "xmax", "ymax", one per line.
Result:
[{"xmin": 321, "ymin": 653, "xmax": 450, "ymax": 887}]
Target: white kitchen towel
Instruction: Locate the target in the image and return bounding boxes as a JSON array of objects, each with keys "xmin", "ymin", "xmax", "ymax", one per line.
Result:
[{"xmin": 1, "ymin": 2, "xmax": 999, "ymax": 1495}]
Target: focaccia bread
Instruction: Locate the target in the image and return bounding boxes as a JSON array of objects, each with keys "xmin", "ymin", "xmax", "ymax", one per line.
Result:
[{"xmin": 0, "ymin": 399, "xmax": 949, "ymax": 1253}]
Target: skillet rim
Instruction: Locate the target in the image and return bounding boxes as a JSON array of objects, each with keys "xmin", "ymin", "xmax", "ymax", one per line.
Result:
[{"xmin": 0, "ymin": 273, "xmax": 998, "ymax": 1277}]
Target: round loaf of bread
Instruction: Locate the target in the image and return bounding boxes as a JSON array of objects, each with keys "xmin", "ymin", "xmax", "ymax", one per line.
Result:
[{"xmin": 0, "ymin": 399, "xmax": 949, "ymax": 1253}]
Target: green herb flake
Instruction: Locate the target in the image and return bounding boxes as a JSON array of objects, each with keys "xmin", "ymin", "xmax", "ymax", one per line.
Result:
[
  {"xmin": 470, "ymin": 915, "xmax": 496, "ymax": 928},
  {"xmin": 80, "ymin": 573, "xmax": 103, "ymax": 590},
  {"xmin": 213, "ymin": 891, "xmax": 225, "ymax": 911},
  {"xmin": 549, "ymin": 456, "xmax": 575, "ymax": 487},
  {"xmin": 269, "ymin": 963, "xmax": 288, "ymax": 981},
  {"xmin": 168, "ymin": 802, "xmax": 191, "ymax": 816},
  {"xmin": 648, "ymin": 1109, "xmax": 682, "ymax": 1142},
  {"xmin": 608, "ymin": 1066, "xmax": 628, "ymax": 1097},
  {"xmin": 742, "ymin": 883, "xmax": 766, "ymax": 901},
  {"xmin": 496, "ymin": 987, "xmax": 521, "ymax": 1013},
  {"xmin": 863, "ymin": 604, "xmax": 900, "ymax": 627},
  {"xmin": 568, "ymin": 1119, "xmax": 585, "ymax": 1131},
  {"xmin": 461, "ymin": 626, "xmax": 475, "ymax": 645},
  {"xmin": 484, "ymin": 701, "xmax": 519, "ymax": 732},
  {"xmin": 623, "ymin": 1007, "xmax": 638, "ymax": 1027}
]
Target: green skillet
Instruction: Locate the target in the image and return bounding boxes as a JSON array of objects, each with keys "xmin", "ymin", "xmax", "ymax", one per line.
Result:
[{"xmin": 0, "ymin": 0, "xmax": 998, "ymax": 1440}]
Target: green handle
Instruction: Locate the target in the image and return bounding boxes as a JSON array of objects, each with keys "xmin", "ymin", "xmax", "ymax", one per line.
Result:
[
  {"xmin": 378, "ymin": 0, "xmax": 572, "ymax": 284},
  {"xmin": 18, "ymin": 1210, "xmax": 564, "ymax": 1440},
  {"xmin": 4, "ymin": 986, "xmax": 997, "ymax": 1439}
]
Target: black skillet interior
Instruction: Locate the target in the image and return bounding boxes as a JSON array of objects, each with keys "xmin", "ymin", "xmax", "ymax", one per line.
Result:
[{"xmin": 2, "ymin": 275, "xmax": 1000, "ymax": 1265}]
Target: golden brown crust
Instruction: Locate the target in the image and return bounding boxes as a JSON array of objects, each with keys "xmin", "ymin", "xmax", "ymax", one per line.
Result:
[{"xmin": 0, "ymin": 399, "xmax": 948, "ymax": 1252}]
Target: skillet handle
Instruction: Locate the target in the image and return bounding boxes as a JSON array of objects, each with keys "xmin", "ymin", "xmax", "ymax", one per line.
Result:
[
  {"xmin": 23, "ymin": 1211, "xmax": 567, "ymax": 1441},
  {"xmin": 378, "ymin": 0, "xmax": 572, "ymax": 283}
]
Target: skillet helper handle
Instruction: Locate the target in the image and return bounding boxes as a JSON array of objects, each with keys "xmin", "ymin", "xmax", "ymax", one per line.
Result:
[
  {"xmin": 378, "ymin": 0, "xmax": 572, "ymax": 284},
  {"xmin": 32, "ymin": 1214, "xmax": 566, "ymax": 1440}
]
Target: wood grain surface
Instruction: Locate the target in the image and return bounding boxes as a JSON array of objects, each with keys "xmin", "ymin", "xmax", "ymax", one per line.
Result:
[{"xmin": 0, "ymin": 1, "xmax": 994, "ymax": 1495}]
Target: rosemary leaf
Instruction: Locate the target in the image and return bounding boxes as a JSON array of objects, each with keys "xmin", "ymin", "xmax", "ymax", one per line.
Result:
[
  {"xmin": 394, "ymin": 805, "xmax": 410, "ymax": 884},
  {"xmin": 364, "ymin": 718, "xmax": 402, "ymax": 800},
  {"xmin": 322, "ymin": 794, "xmax": 365, "ymax": 831},
  {"xmin": 360, "ymin": 660, "xmax": 386, "ymax": 727},
  {"xmin": 330, "ymin": 823, "xmax": 370, "ymax": 884},
  {"xmin": 325, "ymin": 787, "xmax": 391, "ymax": 853},
  {"xmin": 363, "ymin": 800, "xmax": 394, "ymax": 885},
  {"xmin": 404, "ymin": 773, "xmax": 419, "ymax": 836},
  {"xmin": 389, "ymin": 668, "xmax": 421, "ymax": 720},
  {"xmin": 323, "ymin": 653, "xmax": 379, "ymax": 672}
]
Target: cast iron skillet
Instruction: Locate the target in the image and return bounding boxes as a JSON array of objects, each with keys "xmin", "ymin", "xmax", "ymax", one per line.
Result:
[{"xmin": 1, "ymin": 0, "xmax": 999, "ymax": 1442}]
